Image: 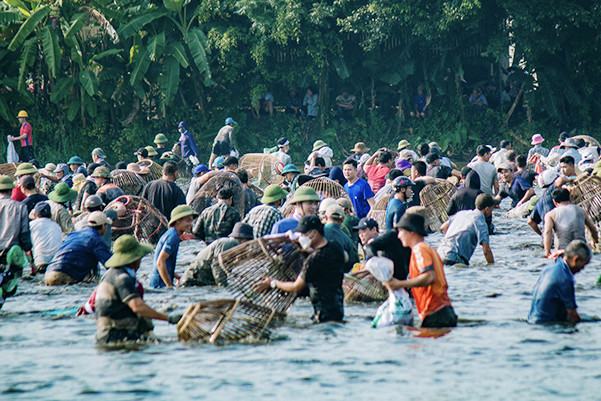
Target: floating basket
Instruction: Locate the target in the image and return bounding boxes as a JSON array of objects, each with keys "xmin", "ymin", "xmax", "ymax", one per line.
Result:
[
  {"xmin": 176, "ymin": 299, "xmax": 284, "ymax": 343},
  {"xmin": 280, "ymin": 177, "xmax": 353, "ymax": 217},
  {"xmin": 190, "ymin": 171, "xmax": 246, "ymax": 216},
  {"xmin": 342, "ymin": 270, "xmax": 387, "ymax": 302},
  {"xmin": 419, "ymin": 179, "xmax": 457, "ymax": 231},
  {"xmin": 367, "ymin": 194, "xmax": 391, "ymax": 231},
  {"xmin": 137, "ymin": 160, "xmax": 162, "ymax": 182},
  {"xmin": 218, "ymin": 235, "xmax": 303, "ymax": 314},
  {"xmin": 110, "ymin": 169, "xmax": 146, "ymax": 196},
  {"xmin": 239, "ymin": 153, "xmax": 285, "ymax": 189},
  {"xmin": 105, "ymin": 195, "xmax": 168, "ymax": 245}
]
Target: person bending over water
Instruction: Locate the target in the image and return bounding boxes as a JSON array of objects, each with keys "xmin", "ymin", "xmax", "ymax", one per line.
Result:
[{"xmin": 528, "ymin": 240, "xmax": 591, "ymax": 324}]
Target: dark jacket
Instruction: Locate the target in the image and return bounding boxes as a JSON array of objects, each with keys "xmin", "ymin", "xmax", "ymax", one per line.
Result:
[{"xmin": 447, "ymin": 170, "xmax": 482, "ymax": 216}]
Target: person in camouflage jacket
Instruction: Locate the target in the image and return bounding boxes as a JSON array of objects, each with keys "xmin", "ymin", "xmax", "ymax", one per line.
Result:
[{"xmin": 193, "ymin": 188, "xmax": 241, "ymax": 243}]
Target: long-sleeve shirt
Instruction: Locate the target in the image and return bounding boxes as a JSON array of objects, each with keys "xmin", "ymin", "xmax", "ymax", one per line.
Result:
[
  {"xmin": 243, "ymin": 204, "xmax": 283, "ymax": 238},
  {"xmin": 0, "ymin": 195, "xmax": 32, "ymax": 255},
  {"xmin": 180, "ymin": 130, "xmax": 199, "ymax": 158}
]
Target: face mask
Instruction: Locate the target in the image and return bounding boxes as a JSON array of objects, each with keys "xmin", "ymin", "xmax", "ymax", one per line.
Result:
[{"xmin": 299, "ymin": 233, "xmax": 313, "ymax": 250}]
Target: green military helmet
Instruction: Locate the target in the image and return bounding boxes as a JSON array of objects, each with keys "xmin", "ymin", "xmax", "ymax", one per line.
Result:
[
  {"xmin": 290, "ymin": 186, "xmax": 321, "ymax": 204},
  {"xmin": 281, "ymin": 164, "xmax": 300, "ymax": 175},
  {"xmin": 0, "ymin": 175, "xmax": 15, "ymax": 191},
  {"xmin": 48, "ymin": 182, "xmax": 78, "ymax": 203},
  {"xmin": 261, "ymin": 184, "xmax": 287, "ymax": 204},
  {"xmin": 169, "ymin": 205, "xmax": 199, "ymax": 226},
  {"xmin": 105, "ymin": 235, "xmax": 154, "ymax": 268},
  {"xmin": 154, "ymin": 133, "xmax": 168, "ymax": 144},
  {"xmin": 14, "ymin": 163, "xmax": 37, "ymax": 177}
]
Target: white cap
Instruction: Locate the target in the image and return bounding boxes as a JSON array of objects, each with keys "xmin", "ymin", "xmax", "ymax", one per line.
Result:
[
  {"xmin": 88, "ymin": 211, "xmax": 112, "ymax": 227},
  {"xmin": 318, "ymin": 198, "xmax": 337, "ymax": 213}
]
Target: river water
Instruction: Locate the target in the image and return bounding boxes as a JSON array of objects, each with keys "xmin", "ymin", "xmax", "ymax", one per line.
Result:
[{"xmin": 2, "ymin": 201, "xmax": 601, "ymax": 400}]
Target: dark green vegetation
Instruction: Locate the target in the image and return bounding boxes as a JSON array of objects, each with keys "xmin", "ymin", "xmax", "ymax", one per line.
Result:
[{"xmin": 1, "ymin": 0, "xmax": 600, "ymax": 164}]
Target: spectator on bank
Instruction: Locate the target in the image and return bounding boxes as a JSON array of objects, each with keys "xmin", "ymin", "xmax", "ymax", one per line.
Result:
[
  {"xmin": 285, "ymin": 88, "xmax": 303, "ymax": 121},
  {"xmin": 469, "ymin": 87, "xmax": 488, "ymax": 110},
  {"xmin": 336, "ymin": 91, "xmax": 356, "ymax": 121},
  {"xmin": 303, "ymin": 88, "xmax": 319, "ymax": 120},
  {"xmin": 410, "ymin": 84, "xmax": 429, "ymax": 118}
]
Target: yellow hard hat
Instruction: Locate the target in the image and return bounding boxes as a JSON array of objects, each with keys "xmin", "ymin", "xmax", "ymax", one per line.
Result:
[{"xmin": 17, "ymin": 110, "xmax": 28, "ymax": 118}]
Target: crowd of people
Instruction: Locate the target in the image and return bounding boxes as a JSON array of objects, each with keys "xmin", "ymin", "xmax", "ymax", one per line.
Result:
[{"xmin": 1, "ymin": 109, "xmax": 599, "ymax": 345}]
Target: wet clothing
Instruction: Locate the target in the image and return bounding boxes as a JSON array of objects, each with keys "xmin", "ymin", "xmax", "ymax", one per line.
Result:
[
  {"xmin": 427, "ymin": 165, "xmax": 453, "ymax": 179},
  {"xmin": 498, "ymin": 176, "xmax": 531, "ymax": 208},
  {"xmin": 74, "ymin": 211, "xmax": 115, "ymax": 247},
  {"xmin": 22, "ymin": 193, "xmax": 48, "ymax": 214},
  {"xmin": 300, "ymin": 241, "xmax": 345, "ymax": 323},
  {"xmin": 365, "ymin": 164, "xmax": 390, "ymax": 194},
  {"xmin": 142, "ymin": 179, "xmax": 186, "ymax": 219},
  {"xmin": 447, "ymin": 171, "xmax": 482, "ymax": 216},
  {"xmin": 324, "ymin": 223, "xmax": 357, "ymax": 273},
  {"xmin": 47, "ymin": 200, "xmax": 74, "ymax": 235},
  {"xmin": 421, "ymin": 305, "xmax": 458, "ymax": 328},
  {"xmin": 344, "ymin": 179, "xmax": 374, "ymax": 219},
  {"xmin": 409, "ymin": 242, "xmax": 453, "ymax": 322},
  {"xmin": 243, "ymin": 204, "xmax": 282, "ymax": 238},
  {"xmin": 385, "ymin": 197, "xmax": 407, "ymax": 231},
  {"xmin": 528, "ymin": 258, "xmax": 576, "ymax": 324},
  {"xmin": 365, "ymin": 230, "xmax": 410, "ymax": 280},
  {"xmin": 212, "ymin": 125, "xmax": 234, "ymax": 156},
  {"xmin": 515, "ymin": 169, "xmax": 537, "ymax": 187},
  {"xmin": 0, "ymin": 195, "xmax": 32, "ymax": 259},
  {"xmin": 46, "ymin": 227, "xmax": 112, "ymax": 283},
  {"xmin": 30, "ymin": 218, "xmax": 62, "ymax": 267},
  {"xmin": 271, "ymin": 212, "xmax": 302, "ymax": 235},
  {"xmin": 549, "ymin": 204, "xmax": 586, "ymax": 250},
  {"xmin": 467, "ymin": 160, "xmax": 498, "ymax": 195},
  {"xmin": 149, "ymin": 227, "xmax": 180, "ymax": 288},
  {"xmin": 407, "ymin": 180, "xmax": 427, "ymax": 208},
  {"xmin": 180, "ymin": 237, "xmax": 239, "ymax": 287},
  {"xmin": 193, "ymin": 202, "xmax": 241, "ymax": 243},
  {"xmin": 95, "ymin": 266, "xmax": 153, "ymax": 344},
  {"xmin": 529, "ymin": 186, "xmax": 555, "ymax": 225},
  {"xmin": 96, "ymin": 183, "xmax": 125, "ymax": 205},
  {"xmin": 438, "ymin": 209, "xmax": 489, "ymax": 265},
  {"xmin": 180, "ymin": 130, "xmax": 199, "ymax": 159}
]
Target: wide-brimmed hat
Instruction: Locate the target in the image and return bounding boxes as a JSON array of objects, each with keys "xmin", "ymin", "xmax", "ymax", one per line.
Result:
[
  {"xmin": 17, "ymin": 110, "xmax": 29, "ymax": 118},
  {"xmin": 67, "ymin": 156, "xmax": 84, "ymax": 165},
  {"xmin": 48, "ymin": 182, "xmax": 77, "ymax": 203},
  {"xmin": 560, "ymin": 138, "xmax": 578, "ymax": 148},
  {"xmin": 394, "ymin": 213, "xmax": 428, "ymax": 236},
  {"xmin": 145, "ymin": 146, "xmax": 158, "ymax": 157},
  {"xmin": 14, "ymin": 163, "xmax": 37, "ymax": 177},
  {"xmin": 531, "ymin": 134, "xmax": 545, "ymax": 145},
  {"xmin": 127, "ymin": 163, "xmax": 150, "ymax": 175},
  {"xmin": 350, "ymin": 142, "xmax": 370, "ymax": 153},
  {"xmin": 92, "ymin": 148, "xmax": 106, "ymax": 158},
  {"xmin": 154, "ymin": 133, "xmax": 168, "ymax": 144},
  {"xmin": 169, "ymin": 205, "xmax": 199, "ymax": 226},
  {"xmin": 261, "ymin": 184, "xmax": 287, "ymax": 204},
  {"xmin": 281, "ymin": 164, "xmax": 300, "ymax": 175},
  {"xmin": 0, "ymin": 175, "xmax": 15, "ymax": 191},
  {"xmin": 312, "ymin": 140, "xmax": 327, "ymax": 152},
  {"xmin": 397, "ymin": 139, "xmax": 411, "ymax": 151},
  {"xmin": 43, "ymin": 163, "xmax": 56, "ymax": 172},
  {"xmin": 290, "ymin": 186, "xmax": 321, "ymax": 204},
  {"xmin": 72, "ymin": 173, "xmax": 86, "ymax": 187},
  {"xmin": 91, "ymin": 166, "xmax": 111, "ymax": 179},
  {"xmin": 53, "ymin": 163, "xmax": 69, "ymax": 175},
  {"xmin": 105, "ymin": 235, "xmax": 154, "ymax": 268},
  {"xmin": 230, "ymin": 222, "xmax": 254, "ymax": 239}
]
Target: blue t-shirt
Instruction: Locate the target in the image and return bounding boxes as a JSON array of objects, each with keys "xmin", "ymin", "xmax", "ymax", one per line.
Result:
[
  {"xmin": 385, "ymin": 198, "xmax": 407, "ymax": 231},
  {"xmin": 271, "ymin": 216, "xmax": 301, "ymax": 235},
  {"xmin": 529, "ymin": 186, "xmax": 555, "ymax": 224},
  {"xmin": 528, "ymin": 258, "xmax": 576, "ymax": 324},
  {"xmin": 437, "ymin": 209, "xmax": 489, "ymax": 265},
  {"xmin": 344, "ymin": 179, "xmax": 374, "ymax": 219},
  {"xmin": 149, "ymin": 227, "xmax": 180, "ymax": 288},
  {"xmin": 498, "ymin": 176, "xmax": 531, "ymax": 207},
  {"xmin": 413, "ymin": 94, "xmax": 427, "ymax": 112}
]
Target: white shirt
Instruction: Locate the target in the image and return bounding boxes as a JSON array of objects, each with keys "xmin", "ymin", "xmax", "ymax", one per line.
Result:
[{"xmin": 30, "ymin": 217, "xmax": 62, "ymax": 266}]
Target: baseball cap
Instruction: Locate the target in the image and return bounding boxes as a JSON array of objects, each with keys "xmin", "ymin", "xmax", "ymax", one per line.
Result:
[
  {"xmin": 88, "ymin": 211, "xmax": 112, "ymax": 227},
  {"xmin": 293, "ymin": 215, "xmax": 323, "ymax": 234},
  {"xmin": 34, "ymin": 201, "xmax": 51, "ymax": 218},
  {"xmin": 353, "ymin": 217, "xmax": 378, "ymax": 231}
]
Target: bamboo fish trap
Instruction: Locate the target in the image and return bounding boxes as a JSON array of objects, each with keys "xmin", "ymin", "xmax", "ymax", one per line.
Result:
[
  {"xmin": 190, "ymin": 172, "xmax": 246, "ymax": 216},
  {"xmin": 110, "ymin": 169, "xmax": 146, "ymax": 196},
  {"xmin": 367, "ymin": 194, "xmax": 391, "ymax": 231},
  {"xmin": 280, "ymin": 177, "xmax": 354, "ymax": 217},
  {"xmin": 343, "ymin": 270, "xmax": 387, "ymax": 302},
  {"xmin": 572, "ymin": 135, "xmax": 600, "ymax": 148},
  {"xmin": 137, "ymin": 160, "xmax": 162, "ymax": 182},
  {"xmin": 239, "ymin": 153, "xmax": 285, "ymax": 188},
  {"xmin": 419, "ymin": 179, "xmax": 457, "ymax": 231},
  {"xmin": 176, "ymin": 299, "xmax": 285, "ymax": 343},
  {"xmin": 568, "ymin": 174, "xmax": 601, "ymax": 250},
  {"xmin": 0, "ymin": 163, "xmax": 19, "ymax": 177},
  {"xmin": 105, "ymin": 195, "xmax": 168, "ymax": 245},
  {"xmin": 218, "ymin": 235, "xmax": 303, "ymax": 314}
]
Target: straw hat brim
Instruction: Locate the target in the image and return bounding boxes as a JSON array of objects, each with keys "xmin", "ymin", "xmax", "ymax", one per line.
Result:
[
  {"xmin": 168, "ymin": 209, "xmax": 199, "ymax": 226},
  {"xmin": 14, "ymin": 168, "xmax": 37, "ymax": 176},
  {"xmin": 105, "ymin": 243, "xmax": 154, "ymax": 268},
  {"xmin": 48, "ymin": 188, "xmax": 78, "ymax": 203}
]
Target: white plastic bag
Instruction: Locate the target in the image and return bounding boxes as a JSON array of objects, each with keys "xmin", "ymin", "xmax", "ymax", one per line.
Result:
[
  {"xmin": 371, "ymin": 288, "xmax": 413, "ymax": 328},
  {"xmin": 365, "ymin": 256, "xmax": 394, "ymax": 282},
  {"xmin": 6, "ymin": 135, "xmax": 19, "ymax": 163}
]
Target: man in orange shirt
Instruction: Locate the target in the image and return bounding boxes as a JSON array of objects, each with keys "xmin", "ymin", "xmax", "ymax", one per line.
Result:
[{"xmin": 384, "ymin": 213, "xmax": 457, "ymax": 328}]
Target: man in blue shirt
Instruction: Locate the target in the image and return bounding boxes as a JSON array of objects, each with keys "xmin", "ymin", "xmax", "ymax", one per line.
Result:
[
  {"xmin": 342, "ymin": 159, "xmax": 374, "ymax": 219},
  {"xmin": 178, "ymin": 121, "xmax": 199, "ymax": 165},
  {"xmin": 527, "ymin": 170, "xmax": 558, "ymax": 236},
  {"xmin": 271, "ymin": 187, "xmax": 321, "ymax": 234},
  {"xmin": 385, "ymin": 176, "xmax": 413, "ymax": 230},
  {"xmin": 495, "ymin": 162, "xmax": 535, "ymax": 208},
  {"xmin": 528, "ymin": 240, "xmax": 591, "ymax": 324},
  {"xmin": 45, "ymin": 211, "xmax": 112, "ymax": 285}
]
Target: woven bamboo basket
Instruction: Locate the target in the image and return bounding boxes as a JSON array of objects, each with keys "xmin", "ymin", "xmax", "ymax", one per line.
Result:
[
  {"xmin": 218, "ymin": 235, "xmax": 303, "ymax": 314},
  {"xmin": 567, "ymin": 174, "xmax": 601, "ymax": 250},
  {"xmin": 419, "ymin": 179, "xmax": 457, "ymax": 231},
  {"xmin": 137, "ymin": 159, "xmax": 162, "ymax": 182},
  {"xmin": 190, "ymin": 172, "xmax": 246, "ymax": 216},
  {"xmin": 367, "ymin": 194, "xmax": 391, "ymax": 231},
  {"xmin": 572, "ymin": 135, "xmax": 600, "ymax": 148},
  {"xmin": 176, "ymin": 299, "xmax": 285, "ymax": 343},
  {"xmin": 110, "ymin": 169, "xmax": 146, "ymax": 196},
  {"xmin": 250, "ymin": 183, "xmax": 264, "ymax": 198},
  {"xmin": 280, "ymin": 177, "xmax": 354, "ymax": 217},
  {"xmin": 0, "ymin": 163, "xmax": 19, "ymax": 177},
  {"xmin": 105, "ymin": 195, "xmax": 168, "ymax": 245},
  {"xmin": 342, "ymin": 270, "xmax": 387, "ymax": 302},
  {"xmin": 239, "ymin": 153, "xmax": 285, "ymax": 188}
]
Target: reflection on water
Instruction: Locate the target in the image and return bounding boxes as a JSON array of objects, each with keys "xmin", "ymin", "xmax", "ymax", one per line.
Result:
[{"xmin": 2, "ymin": 205, "xmax": 601, "ymax": 399}]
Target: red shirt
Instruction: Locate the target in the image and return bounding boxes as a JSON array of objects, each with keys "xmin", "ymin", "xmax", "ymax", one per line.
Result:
[
  {"xmin": 364, "ymin": 164, "xmax": 390, "ymax": 193},
  {"xmin": 20, "ymin": 122, "xmax": 33, "ymax": 147},
  {"xmin": 11, "ymin": 186, "xmax": 26, "ymax": 202}
]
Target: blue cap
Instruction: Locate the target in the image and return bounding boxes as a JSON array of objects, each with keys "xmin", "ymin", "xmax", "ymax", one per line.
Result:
[
  {"xmin": 178, "ymin": 121, "xmax": 187, "ymax": 129},
  {"xmin": 193, "ymin": 164, "xmax": 209, "ymax": 175},
  {"xmin": 225, "ymin": 117, "xmax": 236, "ymax": 125},
  {"xmin": 212, "ymin": 156, "xmax": 225, "ymax": 169},
  {"xmin": 35, "ymin": 201, "xmax": 51, "ymax": 218}
]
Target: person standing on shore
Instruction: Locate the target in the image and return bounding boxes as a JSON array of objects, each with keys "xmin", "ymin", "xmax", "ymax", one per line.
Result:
[
  {"xmin": 209, "ymin": 117, "xmax": 236, "ymax": 168},
  {"xmin": 178, "ymin": 121, "xmax": 200, "ymax": 166},
  {"xmin": 9, "ymin": 110, "xmax": 34, "ymax": 162}
]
